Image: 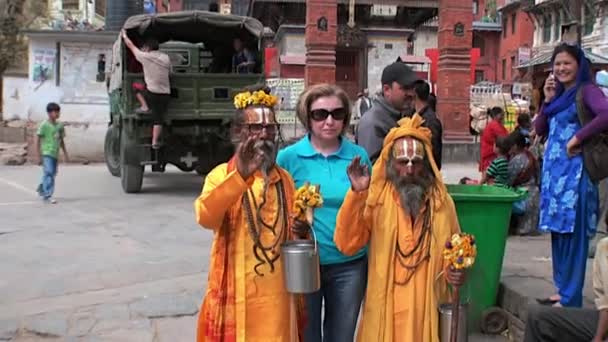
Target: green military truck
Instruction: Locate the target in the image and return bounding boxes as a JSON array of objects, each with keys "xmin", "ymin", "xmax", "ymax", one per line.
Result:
[{"xmin": 104, "ymin": 11, "xmax": 265, "ymax": 193}]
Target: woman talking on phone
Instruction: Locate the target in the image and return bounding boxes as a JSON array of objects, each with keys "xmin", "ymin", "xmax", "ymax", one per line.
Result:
[{"xmin": 535, "ymin": 43, "xmax": 608, "ymax": 308}]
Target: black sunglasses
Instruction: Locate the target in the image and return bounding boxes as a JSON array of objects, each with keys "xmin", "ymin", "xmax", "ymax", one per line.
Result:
[{"xmin": 310, "ymin": 108, "xmax": 348, "ymax": 121}]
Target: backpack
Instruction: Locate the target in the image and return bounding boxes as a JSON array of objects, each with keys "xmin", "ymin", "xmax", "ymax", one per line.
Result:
[{"xmin": 576, "ymin": 86, "xmax": 608, "ymax": 183}]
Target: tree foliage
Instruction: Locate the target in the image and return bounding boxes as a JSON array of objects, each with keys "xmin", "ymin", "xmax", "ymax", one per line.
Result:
[{"xmin": 0, "ymin": 0, "xmax": 46, "ymax": 75}]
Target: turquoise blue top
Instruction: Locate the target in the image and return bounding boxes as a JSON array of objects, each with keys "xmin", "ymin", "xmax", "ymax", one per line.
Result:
[{"xmin": 277, "ymin": 135, "xmax": 372, "ymax": 265}]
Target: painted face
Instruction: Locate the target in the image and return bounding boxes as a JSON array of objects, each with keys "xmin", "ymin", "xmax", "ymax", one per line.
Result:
[
  {"xmin": 391, "ymin": 137, "xmax": 426, "ymax": 178},
  {"xmin": 241, "ymin": 105, "xmax": 280, "ymax": 174},
  {"xmin": 553, "ymin": 52, "xmax": 579, "ymax": 86},
  {"xmin": 309, "ymin": 95, "xmax": 346, "ymax": 141},
  {"xmin": 240, "ymin": 106, "xmax": 279, "ymax": 141}
]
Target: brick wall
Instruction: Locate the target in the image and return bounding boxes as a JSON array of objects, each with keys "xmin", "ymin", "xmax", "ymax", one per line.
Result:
[
  {"xmin": 475, "ymin": 31, "xmax": 501, "ymax": 82},
  {"xmin": 280, "ymin": 64, "xmax": 304, "ymax": 78},
  {"xmin": 498, "ymin": 5, "xmax": 534, "ymax": 84},
  {"xmin": 367, "ymin": 36, "xmax": 408, "ymax": 94}
]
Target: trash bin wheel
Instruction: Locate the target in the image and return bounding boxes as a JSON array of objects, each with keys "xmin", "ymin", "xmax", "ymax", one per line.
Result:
[{"xmin": 480, "ymin": 307, "xmax": 508, "ymax": 335}]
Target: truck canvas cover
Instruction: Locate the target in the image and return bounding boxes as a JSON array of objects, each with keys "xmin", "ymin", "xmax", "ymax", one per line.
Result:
[{"xmin": 122, "ymin": 10, "xmax": 264, "ymax": 45}]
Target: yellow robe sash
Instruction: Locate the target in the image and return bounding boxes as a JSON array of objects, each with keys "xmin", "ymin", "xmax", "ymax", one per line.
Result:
[
  {"xmin": 194, "ymin": 161, "xmax": 304, "ymax": 342},
  {"xmin": 334, "ymin": 114, "xmax": 461, "ymax": 341}
]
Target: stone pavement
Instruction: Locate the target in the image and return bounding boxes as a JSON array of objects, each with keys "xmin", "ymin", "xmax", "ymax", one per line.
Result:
[
  {"xmin": 0, "ymin": 164, "xmax": 209, "ymax": 341},
  {"xmin": 498, "ymin": 235, "xmax": 595, "ymax": 341},
  {"xmin": 0, "ymin": 162, "xmax": 552, "ymax": 341}
]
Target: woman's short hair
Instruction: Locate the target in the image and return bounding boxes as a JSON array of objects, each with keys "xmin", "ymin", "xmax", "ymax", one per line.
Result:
[{"xmin": 295, "ymin": 84, "xmax": 352, "ymax": 132}]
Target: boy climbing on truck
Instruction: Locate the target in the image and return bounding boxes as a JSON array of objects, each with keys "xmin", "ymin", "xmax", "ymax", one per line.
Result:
[{"xmin": 121, "ymin": 30, "xmax": 171, "ymax": 149}]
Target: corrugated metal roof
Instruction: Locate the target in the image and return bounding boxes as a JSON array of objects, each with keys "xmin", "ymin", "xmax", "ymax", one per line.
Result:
[
  {"xmin": 472, "ymin": 21, "xmax": 502, "ymax": 32},
  {"xmin": 517, "ymin": 50, "xmax": 608, "ymax": 68}
]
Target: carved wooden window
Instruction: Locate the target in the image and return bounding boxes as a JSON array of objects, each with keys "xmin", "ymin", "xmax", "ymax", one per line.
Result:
[
  {"xmin": 583, "ymin": 4, "xmax": 594, "ymax": 36},
  {"xmin": 511, "ymin": 13, "xmax": 516, "ymax": 34},
  {"xmin": 475, "ymin": 70, "xmax": 485, "ymax": 83},
  {"xmin": 542, "ymin": 15, "xmax": 552, "ymax": 43},
  {"xmin": 551, "ymin": 11, "xmax": 560, "ymax": 42},
  {"xmin": 473, "ymin": 34, "xmax": 485, "ymax": 57},
  {"xmin": 96, "ymin": 0, "xmax": 106, "ymax": 16},
  {"xmin": 63, "ymin": 0, "xmax": 79, "ymax": 10}
]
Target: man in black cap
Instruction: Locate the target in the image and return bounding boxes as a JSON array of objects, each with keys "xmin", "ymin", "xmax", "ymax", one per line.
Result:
[{"xmin": 356, "ymin": 62, "xmax": 418, "ymax": 162}]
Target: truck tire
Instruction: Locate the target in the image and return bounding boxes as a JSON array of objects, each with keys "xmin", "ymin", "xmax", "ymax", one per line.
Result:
[
  {"xmin": 104, "ymin": 125, "xmax": 121, "ymax": 177},
  {"xmin": 120, "ymin": 129, "xmax": 144, "ymax": 193}
]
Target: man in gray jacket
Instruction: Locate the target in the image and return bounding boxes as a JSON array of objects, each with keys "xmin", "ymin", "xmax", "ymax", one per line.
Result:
[{"xmin": 356, "ymin": 62, "xmax": 418, "ymax": 162}]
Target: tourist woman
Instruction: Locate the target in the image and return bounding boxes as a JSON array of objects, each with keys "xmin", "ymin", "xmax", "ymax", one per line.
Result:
[{"xmin": 277, "ymin": 84, "xmax": 370, "ymax": 342}]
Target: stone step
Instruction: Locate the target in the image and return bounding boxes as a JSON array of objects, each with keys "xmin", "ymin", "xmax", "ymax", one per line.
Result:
[
  {"xmin": 0, "ymin": 142, "xmax": 28, "ymax": 165},
  {"xmin": 498, "ymin": 274, "xmax": 595, "ymax": 342},
  {"xmin": 0, "ymin": 126, "xmax": 26, "ymax": 143}
]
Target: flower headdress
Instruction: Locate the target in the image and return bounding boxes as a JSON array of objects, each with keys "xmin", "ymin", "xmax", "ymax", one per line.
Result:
[{"xmin": 234, "ymin": 90, "xmax": 279, "ymax": 110}]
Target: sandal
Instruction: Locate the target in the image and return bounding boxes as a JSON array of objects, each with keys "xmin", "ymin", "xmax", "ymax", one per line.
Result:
[{"xmin": 536, "ymin": 295, "xmax": 561, "ymax": 305}]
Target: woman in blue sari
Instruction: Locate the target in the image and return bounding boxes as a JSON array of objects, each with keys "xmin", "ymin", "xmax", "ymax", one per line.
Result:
[{"xmin": 534, "ymin": 43, "xmax": 599, "ymax": 307}]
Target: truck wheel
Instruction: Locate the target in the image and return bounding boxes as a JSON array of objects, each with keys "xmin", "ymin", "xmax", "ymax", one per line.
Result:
[
  {"xmin": 120, "ymin": 130, "xmax": 144, "ymax": 193},
  {"xmin": 104, "ymin": 125, "xmax": 121, "ymax": 177}
]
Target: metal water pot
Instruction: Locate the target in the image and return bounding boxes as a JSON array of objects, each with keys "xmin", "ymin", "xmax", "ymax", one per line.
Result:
[
  {"xmin": 438, "ymin": 303, "xmax": 468, "ymax": 342},
  {"xmin": 280, "ymin": 231, "xmax": 321, "ymax": 294}
]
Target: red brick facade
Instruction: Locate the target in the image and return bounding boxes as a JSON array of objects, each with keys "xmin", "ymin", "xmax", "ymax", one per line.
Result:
[
  {"xmin": 436, "ymin": 0, "xmax": 474, "ymax": 141},
  {"xmin": 304, "ymin": 0, "xmax": 337, "ymax": 86},
  {"xmin": 498, "ymin": 3, "xmax": 534, "ymax": 84},
  {"xmin": 473, "ymin": 31, "xmax": 500, "ymax": 82}
]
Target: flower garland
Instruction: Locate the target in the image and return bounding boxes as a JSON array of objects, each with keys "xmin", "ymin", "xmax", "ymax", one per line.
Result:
[
  {"xmin": 233, "ymin": 90, "xmax": 279, "ymax": 110},
  {"xmin": 292, "ymin": 182, "xmax": 323, "ymax": 223},
  {"xmin": 443, "ymin": 233, "xmax": 477, "ymax": 270}
]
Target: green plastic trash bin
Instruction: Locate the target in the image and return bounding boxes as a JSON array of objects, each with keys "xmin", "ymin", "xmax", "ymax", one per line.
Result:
[{"xmin": 446, "ymin": 184, "xmax": 525, "ymax": 334}]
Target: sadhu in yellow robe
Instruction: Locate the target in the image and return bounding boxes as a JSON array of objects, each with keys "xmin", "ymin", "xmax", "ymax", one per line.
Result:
[
  {"xmin": 194, "ymin": 158, "xmax": 305, "ymax": 342},
  {"xmin": 334, "ymin": 115, "xmax": 461, "ymax": 342}
]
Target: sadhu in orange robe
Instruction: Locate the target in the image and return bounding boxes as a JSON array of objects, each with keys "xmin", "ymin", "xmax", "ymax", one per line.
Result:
[
  {"xmin": 334, "ymin": 115, "xmax": 461, "ymax": 342},
  {"xmin": 194, "ymin": 159, "xmax": 305, "ymax": 342}
]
